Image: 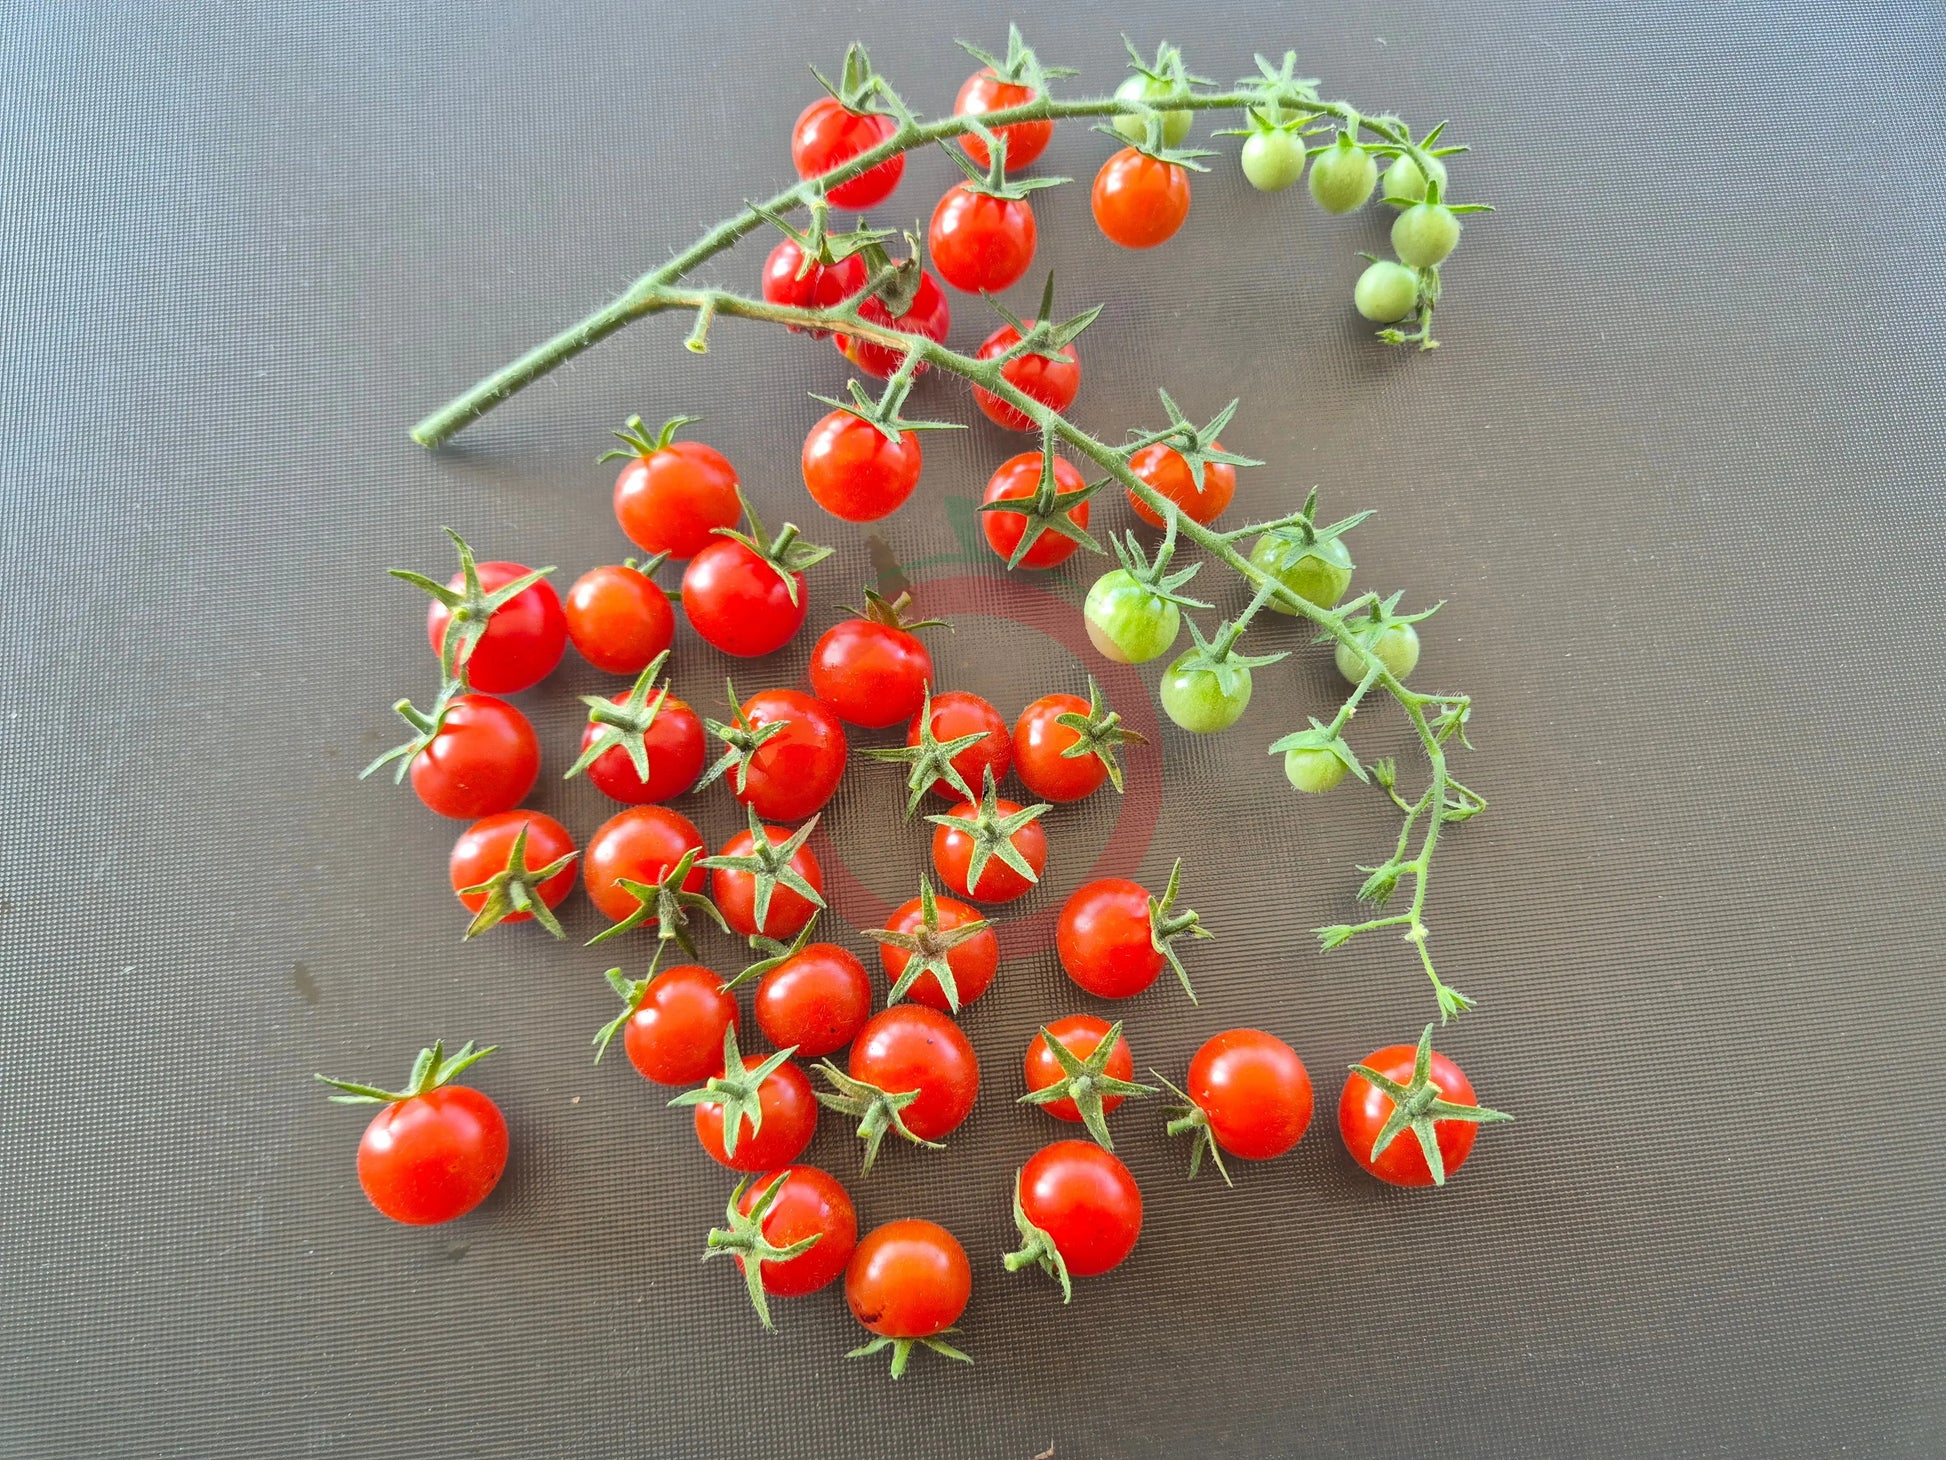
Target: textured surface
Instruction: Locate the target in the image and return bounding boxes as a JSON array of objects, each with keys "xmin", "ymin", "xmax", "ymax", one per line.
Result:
[{"xmin": 4, "ymin": 1, "xmax": 1944, "ymax": 1455}]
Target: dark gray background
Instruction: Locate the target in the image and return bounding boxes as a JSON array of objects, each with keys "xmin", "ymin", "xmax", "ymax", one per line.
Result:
[{"xmin": 4, "ymin": 0, "xmax": 1943, "ymax": 1455}]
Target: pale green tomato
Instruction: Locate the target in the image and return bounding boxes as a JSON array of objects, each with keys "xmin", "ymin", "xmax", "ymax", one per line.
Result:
[
  {"xmin": 1250, "ymin": 532, "xmax": 1353, "ymax": 612},
  {"xmin": 1284, "ymin": 747, "xmax": 1348, "ymax": 793},
  {"xmin": 1159, "ymin": 656, "xmax": 1252, "ymax": 733},
  {"xmin": 1307, "ymin": 141, "xmax": 1377, "ymax": 214},
  {"xmin": 1240, "ymin": 130, "xmax": 1307, "ymax": 192},
  {"xmin": 1382, "ymin": 153, "xmax": 1447, "ymax": 204},
  {"xmin": 1335, "ymin": 621, "xmax": 1421, "ymax": 684},
  {"xmin": 1085, "ymin": 570, "xmax": 1181, "ymax": 664},
  {"xmin": 1112, "ymin": 75, "xmax": 1191, "ymax": 146},
  {"xmin": 1392, "ymin": 203, "xmax": 1461, "ymax": 268},
  {"xmin": 1354, "ymin": 260, "xmax": 1420, "ymax": 323}
]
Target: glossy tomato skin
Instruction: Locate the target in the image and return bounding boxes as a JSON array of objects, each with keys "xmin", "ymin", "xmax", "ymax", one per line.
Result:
[
  {"xmin": 682, "ymin": 540, "xmax": 807, "ymax": 658},
  {"xmin": 846, "ymin": 1219, "xmax": 971, "ymax": 1339},
  {"xmin": 1018, "ymin": 1141, "xmax": 1143, "ymax": 1278},
  {"xmin": 1013, "ymin": 692, "xmax": 1104, "ymax": 802},
  {"xmin": 1190, "ymin": 1030, "xmax": 1314, "ymax": 1161},
  {"xmin": 1092, "ymin": 149, "xmax": 1192, "ymax": 249},
  {"xmin": 711, "ymin": 826, "xmax": 825, "ymax": 940},
  {"xmin": 791, "ymin": 97, "xmax": 903, "ymax": 209},
  {"xmin": 847, "ymin": 1006, "xmax": 979, "ymax": 1141},
  {"xmin": 981, "ymin": 451, "xmax": 1091, "ymax": 570},
  {"xmin": 1129, "ymin": 442, "xmax": 1237, "ymax": 528},
  {"xmin": 878, "ymin": 892, "xmax": 999, "ymax": 1011},
  {"xmin": 727, "ymin": 689, "xmax": 848, "ymax": 822},
  {"xmin": 929, "ymin": 185, "xmax": 1036, "ymax": 294},
  {"xmin": 1057, "ymin": 879, "xmax": 1162, "ymax": 998},
  {"xmin": 355, "ymin": 1086, "xmax": 509, "ymax": 1226},
  {"xmin": 762, "ymin": 241, "xmax": 866, "ymax": 337},
  {"xmin": 739, "ymin": 1166, "xmax": 858, "ymax": 1298},
  {"xmin": 955, "ymin": 71, "xmax": 1051, "ymax": 169},
  {"xmin": 810, "ymin": 617, "xmax": 933, "ymax": 729},
  {"xmin": 694, "ymin": 1054, "xmax": 819, "ymax": 1173},
  {"xmin": 583, "ymin": 806, "xmax": 705, "ymax": 924},
  {"xmin": 621, "ymin": 965, "xmax": 740, "ymax": 1086},
  {"xmin": 407, "ymin": 694, "xmax": 539, "ymax": 820},
  {"xmin": 564, "ymin": 563, "xmax": 675, "ymax": 675},
  {"xmin": 449, "ymin": 811, "xmax": 577, "ymax": 922},
  {"xmin": 801, "ymin": 410, "xmax": 924, "ymax": 523},
  {"xmin": 424, "ymin": 561, "xmax": 566, "ymax": 693},
  {"xmin": 836, "ymin": 271, "xmax": 951, "ymax": 379},
  {"xmin": 613, "ymin": 441, "xmax": 741, "ymax": 561},
  {"xmin": 932, "ymin": 794, "xmax": 1047, "ymax": 903},
  {"xmin": 910, "ymin": 691, "xmax": 1011, "ymax": 799},
  {"xmin": 1340, "ymin": 1043, "xmax": 1483, "ymax": 1187},
  {"xmin": 971, "ymin": 323, "xmax": 1080, "ymax": 431},
  {"xmin": 1024, "ymin": 1016, "xmax": 1134, "ymax": 1124},
  {"xmin": 755, "ymin": 943, "xmax": 873, "ymax": 1059},
  {"xmin": 581, "ymin": 694, "xmax": 705, "ymax": 804}
]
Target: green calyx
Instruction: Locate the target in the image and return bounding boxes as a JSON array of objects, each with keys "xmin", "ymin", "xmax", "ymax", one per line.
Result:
[
  {"xmin": 863, "ymin": 683, "xmax": 989, "ymax": 819},
  {"xmin": 985, "ymin": 273, "xmax": 1103, "ymax": 370},
  {"xmin": 718, "ymin": 914, "xmax": 821, "ymax": 993},
  {"xmin": 1017, "ymin": 1019, "xmax": 1155, "ymax": 1150},
  {"xmin": 864, "ymin": 877, "xmax": 992, "ymax": 1012},
  {"xmin": 455, "ymin": 821, "xmax": 577, "ymax": 940},
  {"xmin": 697, "ymin": 678, "xmax": 789, "ymax": 799},
  {"xmin": 945, "ymin": 122, "xmax": 1069, "ymax": 201},
  {"xmin": 1146, "ymin": 857, "xmax": 1214, "ymax": 1004},
  {"xmin": 956, "ymin": 22, "xmax": 1076, "ymax": 92},
  {"xmin": 1350, "ymin": 1024, "xmax": 1513, "ymax": 1186},
  {"xmin": 808, "ymin": 361, "xmax": 964, "ymax": 445},
  {"xmin": 1092, "ymin": 114, "xmax": 1216, "ymax": 169},
  {"xmin": 1253, "ymin": 488, "xmax": 1370, "ymax": 563},
  {"xmin": 316, "ymin": 1038, "xmax": 497, "ymax": 1105},
  {"xmin": 1154, "ymin": 1071, "xmax": 1232, "ymax": 1185},
  {"xmin": 1106, "ymin": 509, "xmax": 1212, "ymax": 610},
  {"xmin": 847, "ymin": 1331, "xmax": 973, "ymax": 1379},
  {"xmin": 811, "ymin": 41, "xmax": 890, "ymax": 113},
  {"xmin": 1002, "ymin": 1167, "xmax": 1072, "ymax": 1302},
  {"xmin": 598, "ymin": 413, "xmax": 699, "ymax": 463},
  {"xmin": 1267, "ymin": 718, "xmax": 1368, "ymax": 785},
  {"xmin": 751, "ymin": 197, "xmax": 896, "ymax": 279},
  {"xmin": 667, "ymin": 1026, "xmax": 800, "ymax": 1159},
  {"xmin": 1315, "ymin": 591, "xmax": 1444, "ymax": 653},
  {"xmin": 565, "ymin": 650, "xmax": 675, "ymax": 784},
  {"xmin": 709, "ymin": 491, "xmax": 833, "ymax": 607},
  {"xmin": 1051, "ymin": 676, "xmax": 1147, "ymax": 795},
  {"xmin": 1173, "ymin": 602, "xmax": 1290, "ymax": 704},
  {"xmin": 924, "ymin": 766, "xmax": 1051, "ymax": 898},
  {"xmin": 1230, "ymin": 50, "xmax": 1323, "ymax": 125},
  {"xmin": 703, "ymin": 1173, "xmax": 823, "ymax": 1331},
  {"xmin": 1128, "ymin": 389, "xmax": 1264, "ymax": 496},
  {"xmin": 697, "ymin": 805, "xmax": 827, "ymax": 937},
  {"xmin": 389, "ymin": 527, "xmax": 555, "ymax": 679},
  {"xmin": 975, "ymin": 433, "xmax": 1106, "ymax": 569},
  {"xmin": 586, "ymin": 847, "xmax": 727, "ymax": 954},
  {"xmin": 840, "ymin": 587, "xmax": 946, "ymax": 635},
  {"xmin": 814, "ymin": 1061, "xmax": 944, "ymax": 1175},
  {"xmin": 360, "ymin": 669, "xmax": 471, "ymax": 783}
]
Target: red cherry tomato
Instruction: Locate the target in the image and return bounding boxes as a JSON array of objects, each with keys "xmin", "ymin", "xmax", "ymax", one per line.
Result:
[
  {"xmin": 1129, "ymin": 441, "xmax": 1237, "ymax": 528},
  {"xmin": 611, "ymin": 429, "xmax": 742, "ymax": 560},
  {"xmin": 876, "ymin": 891, "xmax": 998, "ymax": 1012},
  {"xmin": 1056, "ymin": 878, "xmax": 1160, "ymax": 998},
  {"xmin": 618, "ymin": 964, "xmax": 739, "ymax": 1086},
  {"xmin": 1186, "ymin": 1029, "xmax": 1314, "ymax": 1161},
  {"xmin": 908, "ymin": 690, "xmax": 1011, "ymax": 799},
  {"xmin": 402, "ymin": 694, "xmax": 539, "ymax": 820},
  {"xmin": 846, "ymin": 1006, "xmax": 979, "ymax": 1141},
  {"xmin": 928, "ymin": 185, "xmax": 1037, "ymax": 294},
  {"xmin": 981, "ymin": 451, "xmax": 1091, "ymax": 570},
  {"xmin": 564, "ymin": 563, "xmax": 675, "ymax": 675},
  {"xmin": 353, "ymin": 1084, "xmax": 508, "ymax": 1226},
  {"xmin": 579, "ymin": 693, "xmax": 705, "ymax": 804},
  {"xmin": 1092, "ymin": 148, "xmax": 1192, "ymax": 249},
  {"xmin": 836, "ymin": 270, "xmax": 951, "ymax": 379},
  {"xmin": 423, "ymin": 561, "xmax": 566, "ymax": 693},
  {"xmin": 711, "ymin": 825, "xmax": 825, "ymax": 940},
  {"xmin": 1339, "ymin": 1041, "xmax": 1487, "ymax": 1187},
  {"xmin": 719, "ymin": 688, "xmax": 848, "ymax": 822},
  {"xmin": 846, "ymin": 1218, "xmax": 971, "ymax": 1339},
  {"xmin": 955, "ymin": 70, "xmax": 1051, "ymax": 169},
  {"xmin": 761, "ymin": 241, "xmax": 866, "ymax": 337},
  {"xmin": 1023, "ymin": 1016, "xmax": 1135, "ymax": 1124},
  {"xmin": 737, "ymin": 1166, "xmax": 858, "ymax": 1298},
  {"xmin": 682, "ymin": 540, "xmax": 808, "ymax": 658},
  {"xmin": 801, "ymin": 409, "xmax": 924, "ymax": 523},
  {"xmin": 931, "ymin": 792, "xmax": 1047, "ymax": 903},
  {"xmin": 693, "ymin": 1054, "xmax": 819, "ymax": 1172},
  {"xmin": 583, "ymin": 806, "xmax": 705, "ymax": 925},
  {"xmin": 1013, "ymin": 692, "xmax": 1108, "ymax": 802},
  {"xmin": 448, "ymin": 811, "xmax": 577, "ymax": 925},
  {"xmin": 754, "ymin": 943, "xmax": 873, "ymax": 1059},
  {"xmin": 791, "ymin": 96, "xmax": 903, "ymax": 210},
  {"xmin": 971, "ymin": 322, "xmax": 1079, "ymax": 431},
  {"xmin": 1017, "ymin": 1140, "xmax": 1143, "ymax": 1278},
  {"xmin": 809, "ymin": 603, "xmax": 934, "ymax": 729}
]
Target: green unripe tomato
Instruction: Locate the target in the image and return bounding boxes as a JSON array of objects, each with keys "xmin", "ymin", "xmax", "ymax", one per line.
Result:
[
  {"xmin": 1240, "ymin": 130, "xmax": 1307, "ymax": 192},
  {"xmin": 1382, "ymin": 153, "xmax": 1447, "ymax": 204},
  {"xmin": 1335, "ymin": 621, "xmax": 1421, "ymax": 684},
  {"xmin": 1159, "ymin": 656, "xmax": 1252, "ymax": 733},
  {"xmin": 1284, "ymin": 747, "xmax": 1347, "ymax": 794},
  {"xmin": 1392, "ymin": 203, "xmax": 1461, "ymax": 268},
  {"xmin": 1354, "ymin": 260, "xmax": 1420, "ymax": 323},
  {"xmin": 1084, "ymin": 570, "xmax": 1181, "ymax": 664},
  {"xmin": 1249, "ymin": 532, "xmax": 1353, "ymax": 612},
  {"xmin": 1307, "ymin": 140, "xmax": 1377, "ymax": 214},
  {"xmin": 1112, "ymin": 75, "xmax": 1191, "ymax": 146}
]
